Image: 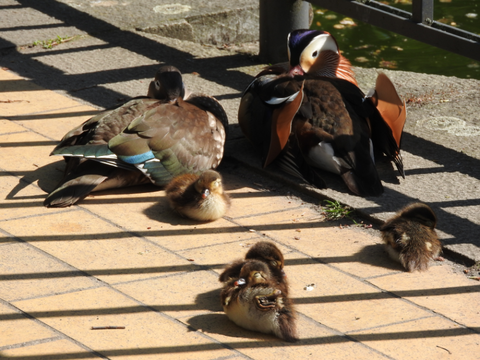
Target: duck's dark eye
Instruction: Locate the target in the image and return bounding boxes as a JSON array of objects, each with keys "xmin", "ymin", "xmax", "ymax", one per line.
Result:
[{"xmin": 312, "ymin": 50, "xmax": 318, "ymax": 58}]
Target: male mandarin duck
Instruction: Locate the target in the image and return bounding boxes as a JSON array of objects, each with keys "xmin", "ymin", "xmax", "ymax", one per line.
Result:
[
  {"xmin": 219, "ymin": 241, "xmax": 288, "ymax": 295},
  {"xmin": 380, "ymin": 203, "xmax": 443, "ymax": 272},
  {"xmin": 238, "ymin": 29, "xmax": 406, "ymax": 196},
  {"xmin": 44, "ymin": 65, "xmax": 228, "ymax": 207},
  {"xmin": 219, "ymin": 260, "xmax": 298, "ymax": 342},
  {"xmin": 165, "ymin": 170, "xmax": 231, "ymax": 221}
]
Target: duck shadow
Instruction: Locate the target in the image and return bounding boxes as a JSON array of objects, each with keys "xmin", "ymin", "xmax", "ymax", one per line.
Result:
[
  {"xmin": 190, "ymin": 285, "xmax": 284, "ymax": 341},
  {"xmin": 350, "ymin": 244, "xmax": 404, "ymax": 271},
  {"xmin": 187, "ymin": 313, "xmax": 281, "ymax": 341},
  {"xmin": 195, "ymin": 288, "xmax": 223, "ymax": 313}
]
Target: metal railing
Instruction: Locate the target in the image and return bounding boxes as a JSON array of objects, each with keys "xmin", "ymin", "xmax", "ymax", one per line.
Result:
[{"xmin": 259, "ymin": 0, "xmax": 480, "ymax": 64}]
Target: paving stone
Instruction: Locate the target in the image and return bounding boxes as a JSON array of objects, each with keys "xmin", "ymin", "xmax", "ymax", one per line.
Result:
[
  {"xmin": 0, "ymin": 175, "xmax": 49, "ymax": 221},
  {"xmin": 13, "ymin": 105, "xmax": 98, "ymax": 141},
  {"xmin": 0, "ymin": 71, "xmax": 85, "ymax": 116},
  {"xmin": 12, "ymin": 287, "xmax": 234, "ymax": 359},
  {"xmin": 80, "ymin": 191, "xmax": 257, "ymax": 252},
  {"xmin": 0, "ymin": 211, "xmax": 193, "ymax": 284},
  {"xmin": 1, "ymin": 2, "xmax": 479, "ymax": 357},
  {"xmin": 0, "ymin": 302, "xmax": 58, "ymax": 348},
  {"xmin": 0, "ymin": 339, "xmax": 100, "ymax": 360},
  {"xmin": 0, "ymin": 131, "xmax": 56, "ymax": 175},
  {"xmin": 0, "ymin": 118, "xmax": 28, "ymax": 134},
  {"xmin": 115, "ymin": 270, "xmax": 222, "ymax": 318},
  {"xmin": 369, "ymin": 265, "xmax": 480, "ymax": 329},
  {"xmin": 0, "ymin": 242, "xmax": 99, "ymax": 302},
  {"xmin": 349, "ymin": 316, "xmax": 480, "ymax": 360},
  {"xmin": 177, "ymin": 239, "xmax": 290, "ymax": 276},
  {"xmin": 272, "ymin": 222, "xmax": 404, "ymax": 279},
  {"xmin": 286, "ymin": 263, "xmax": 432, "ymax": 333},
  {"xmin": 180, "ymin": 313, "xmax": 389, "ymax": 359}
]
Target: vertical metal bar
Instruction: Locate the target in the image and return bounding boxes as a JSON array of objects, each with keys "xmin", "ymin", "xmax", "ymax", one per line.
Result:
[
  {"xmin": 412, "ymin": 0, "xmax": 434, "ymax": 25},
  {"xmin": 259, "ymin": 0, "xmax": 312, "ymax": 64}
]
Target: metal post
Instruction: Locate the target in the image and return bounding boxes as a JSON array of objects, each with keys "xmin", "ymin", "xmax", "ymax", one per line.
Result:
[
  {"xmin": 412, "ymin": 0, "xmax": 434, "ymax": 25},
  {"xmin": 259, "ymin": 0, "xmax": 312, "ymax": 64}
]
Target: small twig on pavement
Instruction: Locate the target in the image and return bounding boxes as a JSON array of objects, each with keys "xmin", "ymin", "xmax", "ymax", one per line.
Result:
[
  {"xmin": 436, "ymin": 345, "xmax": 451, "ymax": 354},
  {"xmin": 91, "ymin": 326, "xmax": 125, "ymax": 330}
]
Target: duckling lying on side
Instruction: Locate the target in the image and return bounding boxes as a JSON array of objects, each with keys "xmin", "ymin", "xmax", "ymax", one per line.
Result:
[
  {"xmin": 220, "ymin": 260, "xmax": 297, "ymax": 342},
  {"xmin": 380, "ymin": 202, "xmax": 443, "ymax": 272},
  {"xmin": 165, "ymin": 170, "xmax": 230, "ymax": 221},
  {"xmin": 219, "ymin": 241, "xmax": 288, "ymax": 295}
]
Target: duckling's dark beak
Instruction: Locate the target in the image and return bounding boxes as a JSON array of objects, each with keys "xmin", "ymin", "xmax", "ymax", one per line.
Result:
[{"xmin": 202, "ymin": 188, "xmax": 210, "ymax": 199}]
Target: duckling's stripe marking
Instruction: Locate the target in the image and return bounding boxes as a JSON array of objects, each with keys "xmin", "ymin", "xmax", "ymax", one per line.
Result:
[{"xmin": 118, "ymin": 151, "xmax": 155, "ymax": 164}]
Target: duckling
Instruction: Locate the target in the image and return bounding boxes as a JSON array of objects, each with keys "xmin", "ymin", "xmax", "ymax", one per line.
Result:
[
  {"xmin": 239, "ymin": 29, "xmax": 406, "ymax": 196},
  {"xmin": 246, "ymin": 241, "xmax": 287, "ymax": 289},
  {"xmin": 44, "ymin": 65, "xmax": 228, "ymax": 207},
  {"xmin": 219, "ymin": 241, "xmax": 288, "ymax": 294},
  {"xmin": 220, "ymin": 260, "xmax": 297, "ymax": 342},
  {"xmin": 380, "ymin": 203, "xmax": 442, "ymax": 272},
  {"xmin": 165, "ymin": 170, "xmax": 230, "ymax": 221}
]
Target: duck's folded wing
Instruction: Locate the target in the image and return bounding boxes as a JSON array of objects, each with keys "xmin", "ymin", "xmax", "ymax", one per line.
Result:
[
  {"xmin": 108, "ymin": 99, "xmax": 226, "ymax": 185},
  {"xmin": 52, "ymin": 97, "xmax": 159, "ymax": 151},
  {"xmin": 365, "ymin": 72, "xmax": 406, "ymax": 177}
]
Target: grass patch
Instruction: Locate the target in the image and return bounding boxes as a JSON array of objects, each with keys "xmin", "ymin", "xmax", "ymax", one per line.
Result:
[
  {"xmin": 32, "ymin": 35, "xmax": 78, "ymax": 49},
  {"xmin": 321, "ymin": 200, "xmax": 355, "ymax": 222}
]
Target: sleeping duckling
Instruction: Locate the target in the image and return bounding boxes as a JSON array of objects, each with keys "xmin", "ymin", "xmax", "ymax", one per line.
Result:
[
  {"xmin": 246, "ymin": 241, "xmax": 287, "ymax": 287},
  {"xmin": 165, "ymin": 170, "xmax": 230, "ymax": 221},
  {"xmin": 380, "ymin": 202, "xmax": 442, "ymax": 272},
  {"xmin": 220, "ymin": 260, "xmax": 297, "ymax": 342},
  {"xmin": 219, "ymin": 241, "xmax": 288, "ymax": 294}
]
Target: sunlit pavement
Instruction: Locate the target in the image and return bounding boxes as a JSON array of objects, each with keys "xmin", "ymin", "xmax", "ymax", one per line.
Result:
[
  {"xmin": 1, "ymin": 1, "xmax": 480, "ymax": 358},
  {"xmin": 1, "ymin": 68, "xmax": 479, "ymax": 359}
]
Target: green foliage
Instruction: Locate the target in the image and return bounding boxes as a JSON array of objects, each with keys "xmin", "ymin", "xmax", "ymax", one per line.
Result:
[
  {"xmin": 32, "ymin": 35, "xmax": 75, "ymax": 49},
  {"xmin": 322, "ymin": 200, "xmax": 355, "ymax": 222}
]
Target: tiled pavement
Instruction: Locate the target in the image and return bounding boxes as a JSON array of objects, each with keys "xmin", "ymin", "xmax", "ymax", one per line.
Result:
[{"xmin": 1, "ymin": 68, "xmax": 480, "ymax": 359}]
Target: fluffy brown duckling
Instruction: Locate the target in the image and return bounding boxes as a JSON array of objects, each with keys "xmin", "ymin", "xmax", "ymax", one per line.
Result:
[
  {"xmin": 380, "ymin": 202, "xmax": 443, "ymax": 272},
  {"xmin": 220, "ymin": 260, "xmax": 297, "ymax": 342},
  {"xmin": 219, "ymin": 241, "xmax": 288, "ymax": 295},
  {"xmin": 165, "ymin": 170, "xmax": 230, "ymax": 221}
]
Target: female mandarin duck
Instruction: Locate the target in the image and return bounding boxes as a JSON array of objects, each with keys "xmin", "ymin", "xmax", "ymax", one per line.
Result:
[
  {"xmin": 219, "ymin": 259, "xmax": 297, "ymax": 342},
  {"xmin": 44, "ymin": 65, "xmax": 228, "ymax": 207},
  {"xmin": 165, "ymin": 170, "xmax": 231, "ymax": 221},
  {"xmin": 238, "ymin": 29, "xmax": 406, "ymax": 196},
  {"xmin": 381, "ymin": 203, "xmax": 443, "ymax": 272},
  {"xmin": 219, "ymin": 241, "xmax": 288, "ymax": 295}
]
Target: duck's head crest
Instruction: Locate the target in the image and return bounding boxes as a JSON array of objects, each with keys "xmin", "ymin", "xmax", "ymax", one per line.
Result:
[{"xmin": 287, "ymin": 29, "xmax": 356, "ymax": 85}]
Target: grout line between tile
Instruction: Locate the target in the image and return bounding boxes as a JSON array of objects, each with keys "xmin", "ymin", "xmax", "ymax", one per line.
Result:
[
  {"xmin": 344, "ymin": 314, "xmax": 436, "ymax": 335},
  {"xmin": 296, "ymin": 312, "xmax": 396, "ymax": 360},
  {"xmin": 0, "ymin": 336, "xmax": 64, "ymax": 352},
  {"xmin": 0, "ymin": 298, "xmax": 108, "ymax": 359}
]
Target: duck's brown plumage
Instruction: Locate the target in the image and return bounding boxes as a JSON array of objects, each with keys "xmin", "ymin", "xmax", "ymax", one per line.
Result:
[
  {"xmin": 44, "ymin": 66, "xmax": 228, "ymax": 207},
  {"xmin": 239, "ymin": 29, "xmax": 406, "ymax": 197},
  {"xmin": 380, "ymin": 203, "xmax": 442, "ymax": 272},
  {"xmin": 165, "ymin": 170, "xmax": 230, "ymax": 221},
  {"xmin": 219, "ymin": 241, "xmax": 288, "ymax": 295},
  {"xmin": 220, "ymin": 260, "xmax": 297, "ymax": 342}
]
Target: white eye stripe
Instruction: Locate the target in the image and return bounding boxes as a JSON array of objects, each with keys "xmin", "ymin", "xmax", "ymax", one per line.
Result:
[{"xmin": 155, "ymin": 80, "xmax": 160, "ymax": 90}]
